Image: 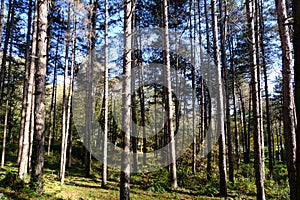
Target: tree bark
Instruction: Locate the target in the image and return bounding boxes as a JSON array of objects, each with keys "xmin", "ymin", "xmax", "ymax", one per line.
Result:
[
  {"xmin": 276, "ymin": 0, "xmax": 297, "ymax": 199},
  {"xmin": 293, "ymin": 0, "xmax": 300, "ymax": 199},
  {"xmin": 260, "ymin": 0, "xmax": 273, "ymax": 179},
  {"xmin": 102, "ymin": 0, "xmax": 108, "ymax": 187},
  {"xmin": 60, "ymin": 2, "xmax": 71, "ymax": 184},
  {"xmin": 212, "ymin": 0, "xmax": 227, "ymax": 196},
  {"xmin": 163, "ymin": 0, "xmax": 177, "ymax": 189},
  {"xmin": 1, "ymin": 26, "xmax": 14, "ymax": 167},
  {"xmin": 204, "ymin": 0, "xmax": 212, "ymax": 181},
  {"xmin": 246, "ymin": 0, "xmax": 265, "ymax": 198},
  {"xmin": 30, "ymin": 0, "xmax": 48, "ymax": 193},
  {"xmin": 19, "ymin": 0, "xmax": 37, "ymax": 179},
  {"xmin": 18, "ymin": 0, "xmax": 33, "ymax": 164},
  {"xmin": 120, "ymin": 0, "xmax": 134, "ymax": 199}
]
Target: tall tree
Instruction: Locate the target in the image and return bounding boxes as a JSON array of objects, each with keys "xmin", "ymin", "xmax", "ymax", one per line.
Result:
[
  {"xmin": 259, "ymin": 0, "xmax": 273, "ymax": 179},
  {"xmin": 219, "ymin": 0, "xmax": 234, "ymax": 183},
  {"xmin": 204, "ymin": 0, "xmax": 212, "ymax": 180},
  {"xmin": 293, "ymin": 0, "xmax": 300, "ymax": 199},
  {"xmin": 60, "ymin": 1, "xmax": 77, "ymax": 184},
  {"xmin": 1, "ymin": 23, "xmax": 14, "ymax": 167},
  {"xmin": 246, "ymin": 0, "xmax": 265, "ymax": 199},
  {"xmin": 60, "ymin": 1, "xmax": 71, "ymax": 184},
  {"xmin": 212, "ymin": 0, "xmax": 227, "ymax": 196},
  {"xmin": 19, "ymin": 0, "xmax": 37, "ymax": 179},
  {"xmin": 276, "ymin": 0, "xmax": 297, "ymax": 199},
  {"xmin": 30, "ymin": 0, "xmax": 48, "ymax": 193},
  {"xmin": 120, "ymin": 0, "xmax": 134, "ymax": 199},
  {"xmin": 84, "ymin": 0, "xmax": 98, "ymax": 177},
  {"xmin": 163, "ymin": 0, "xmax": 177, "ymax": 188},
  {"xmin": 102, "ymin": 0, "xmax": 109, "ymax": 187},
  {"xmin": 18, "ymin": 0, "xmax": 33, "ymax": 163}
]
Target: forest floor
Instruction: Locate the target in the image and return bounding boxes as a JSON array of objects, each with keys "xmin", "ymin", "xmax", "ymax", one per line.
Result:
[{"xmin": 0, "ymin": 143, "xmax": 290, "ymax": 199}]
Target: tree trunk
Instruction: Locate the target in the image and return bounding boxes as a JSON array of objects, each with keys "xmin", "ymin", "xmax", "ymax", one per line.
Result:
[
  {"xmin": 246, "ymin": 0, "xmax": 265, "ymax": 198},
  {"xmin": 30, "ymin": 0, "xmax": 48, "ymax": 193},
  {"xmin": 189, "ymin": 0, "xmax": 197, "ymax": 174},
  {"xmin": 276, "ymin": 0, "xmax": 297, "ymax": 199},
  {"xmin": 1, "ymin": 28, "xmax": 14, "ymax": 167},
  {"xmin": 204, "ymin": 0, "xmax": 212, "ymax": 181},
  {"xmin": 48, "ymin": 33, "xmax": 59, "ymax": 156},
  {"xmin": 230, "ymin": 38, "xmax": 240, "ymax": 168},
  {"xmin": 19, "ymin": 0, "xmax": 37, "ymax": 179},
  {"xmin": 102, "ymin": 0, "xmax": 108, "ymax": 187},
  {"xmin": 0, "ymin": 0, "xmax": 13, "ymax": 126},
  {"xmin": 163, "ymin": 0, "xmax": 177, "ymax": 189},
  {"xmin": 0, "ymin": 0, "xmax": 4, "ymax": 53},
  {"xmin": 0, "ymin": 0, "xmax": 6, "ymax": 114},
  {"xmin": 60, "ymin": 2, "xmax": 71, "ymax": 184},
  {"xmin": 61, "ymin": 2, "xmax": 76, "ymax": 184},
  {"xmin": 138, "ymin": 63, "xmax": 147, "ymax": 165},
  {"xmin": 293, "ymin": 0, "xmax": 300, "ymax": 199},
  {"xmin": 28, "ymin": 88, "xmax": 35, "ymax": 172},
  {"xmin": 237, "ymin": 87, "xmax": 248, "ymax": 163},
  {"xmin": 18, "ymin": 0, "xmax": 33, "ymax": 164},
  {"xmin": 260, "ymin": 0, "xmax": 273, "ymax": 179},
  {"xmin": 212, "ymin": 0, "xmax": 227, "ymax": 196},
  {"xmin": 120, "ymin": 0, "xmax": 134, "ymax": 199}
]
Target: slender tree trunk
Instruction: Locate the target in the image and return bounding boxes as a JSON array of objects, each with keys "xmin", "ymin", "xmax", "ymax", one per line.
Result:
[
  {"xmin": 60, "ymin": 2, "xmax": 71, "ymax": 183},
  {"xmin": 0, "ymin": 0, "xmax": 6, "ymax": 114},
  {"xmin": 293, "ymin": 0, "xmax": 300, "ymax": 199},
  {"xmin": 120, "ymin": 0, "xmax": 134, "ymax": 199},
  {"xmin": 67, "ymin": 111, "xmax": 73, "ymax": 168},
  {"xmin": 18, "ymin": 0, "xmax": 33, "ymax": 163},
  {"xmin": 138, "ymin": 63, "xmax": 147, "ymax": 165},
  {"xmin": 48, "ymin": 34, "xmax": 59, "ymax": 156},
  {"xmin": 189, "ymin": 0, "xmax": 197, "ymax": 174},
  {"xmin": 102, "ymin": 0, "xmax": 108, "ymax": 187},
  {"xmin": 84, "ymin": 0, "xmax": 97, "ymax": 178},
  {"xmin": 163, "ymin": 0, "xmax": 177, "ymax": 189},
  {"xmin": 197, "ymin": 0, "xmax": 205, "ymax": 158},
  {"xmin": 131, "ymin": 10, "xmax": 138, "ymax": 172},
  {"xmin": 0, "ymin": 0, "xmax": 13, "ymax": 125},
  {"xmin": 219, "ymin": 0, "xmax": 233, "ymax": 183},
  {"xmin": 246, "ymin": 0, "xmax": 265, "ymax": 198},
  {"xmin": 204, "ymin": 0, "xmax": 212, "ymax": 181},
  {"xmin": 61, "ymin": 2, "xmax": 76, "ymax": 184},
  {"xmin": 30, "ymin": 0, "xmax": 48, "ymax": 193},
  {"xmin": 0, "ymin": 0, "xmax": 4, "ymax": 53},
  {"xmin": 1, "ymin": 30, "xmax": 14, "ymax": 167},
  {"xmin": 131, "ymin": 66, "xmax": 138, "ymax": 172},
  {"xmin": 237, "ymin": 87, "xmax": 247, "ymax": 163},
  {"xmin": 276, "ymin": 0, "xmax": 297, "ymax": 199},
  {"xmin": 28, "ymin": 88, "xmax": 35, "ymax": 172},
  {"xmin": 19, "ymin": 0, "xmax": 37, "ymax": 179},
  {"xmin": 255, "ymin": 0, "xmax": 264, "ymax": 172},
  {"xmin": 230, "ymin": 40, "xmax": 240, "ymax": 168},
  {"xmin": 212, "ymin": 0, "xmax": 227, "ymax": 196},
  {"xmin": 260, "ymin": 0, "xmax": 272, "ymax": 179}
]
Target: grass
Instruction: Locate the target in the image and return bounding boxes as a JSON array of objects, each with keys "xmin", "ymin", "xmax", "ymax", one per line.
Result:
[{"xmin": 0, "ymin": 143, "xmax": 291, "ymax": 199}]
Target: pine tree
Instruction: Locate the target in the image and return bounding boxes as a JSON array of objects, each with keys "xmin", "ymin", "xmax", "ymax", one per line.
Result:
[
  {"xmin": 120, "ymin": 0, "xmax": 134, "ymax": 199},
  {"xmin": 276, "ymin": 0, "xmax": 297, "ymax": 199},
  {"xmin": 30, "ymin": 0, "xmax": 48, "ymax": 194}
]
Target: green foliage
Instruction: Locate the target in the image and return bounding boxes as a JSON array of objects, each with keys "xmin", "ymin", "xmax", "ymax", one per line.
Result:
[
  {"xmin": 239, "ymin": 163, "xmax": 255, "ymax": 178},
  {"xmin": 177, "ymin": 167, "xmax": 191, "ymax": 187},
  {"xmin": 131, "ymin": 168, "xmax": 170, "ymax": 193},
  {"xmin": 273, "ymin": 163, "xmax": 289, "ymax": 183},
  {"xmin": 0, "ymin": 172, "xmax": 26, "ymax": 191},
  {"xmin": 264, "ymin": 179, "xmax": 289, "ymax": 199}
]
